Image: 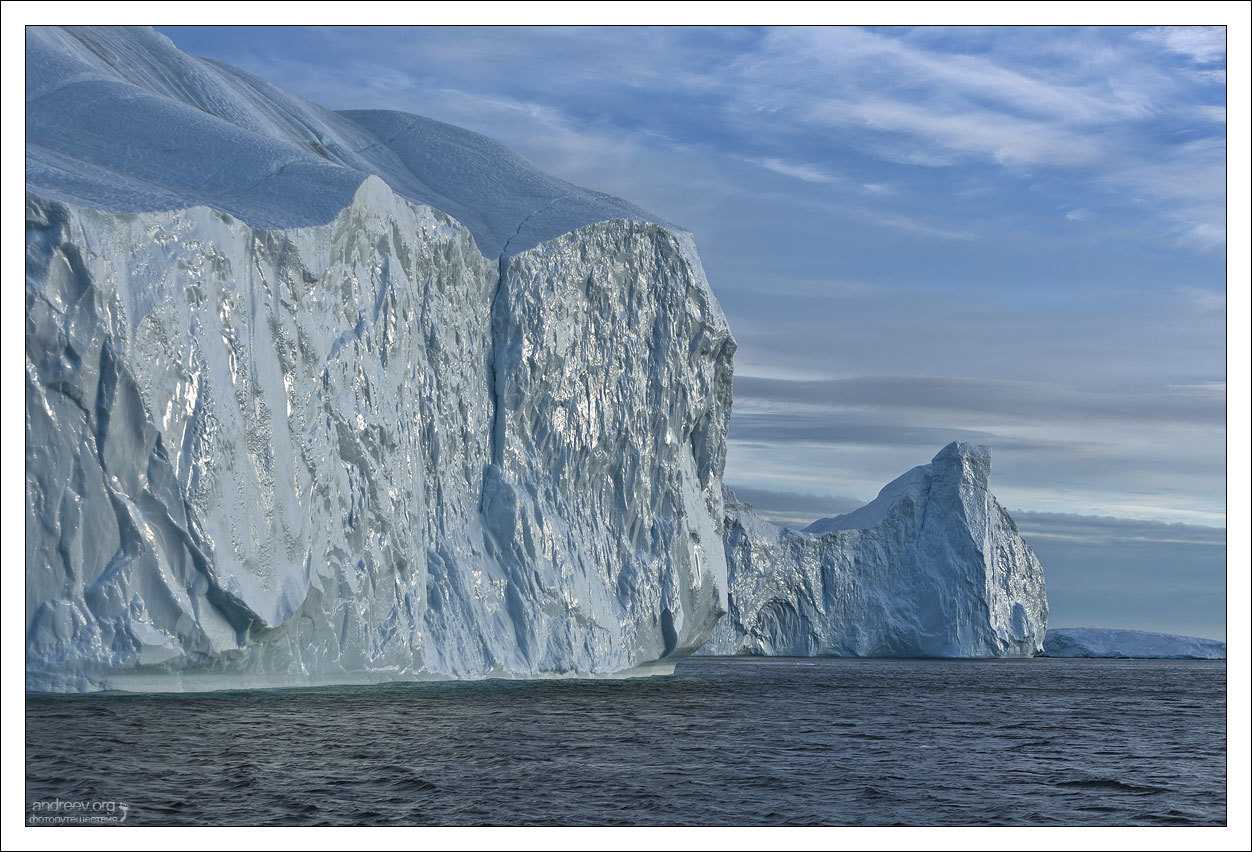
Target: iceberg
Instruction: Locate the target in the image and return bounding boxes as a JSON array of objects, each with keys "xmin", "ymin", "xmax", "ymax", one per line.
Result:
[
  {"xmin": 1041, "ymin": 628, "xmax": 1225, "ymax": 659},
  {"xmin": 25, "ymin": 26, "xmax": 734, "ymax": 691},
  {"xmin": 701, "ymin": 442, "xmax": 1049, "ymax": 657}
]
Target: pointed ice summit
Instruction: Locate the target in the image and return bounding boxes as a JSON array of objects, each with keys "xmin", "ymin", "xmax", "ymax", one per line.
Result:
[{"xmin": 702, "ymin": 442, "xmax": 1049, "ymax": 657}]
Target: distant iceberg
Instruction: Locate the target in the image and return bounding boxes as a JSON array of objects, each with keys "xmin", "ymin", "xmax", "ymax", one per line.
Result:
[
  {"xmin": 1041, "ymin": 628, "xmax": 1225, "ymax": 659},
  {"xmin": 701, "ymin": 442, "xmax": 1049, "ymax": 658}
]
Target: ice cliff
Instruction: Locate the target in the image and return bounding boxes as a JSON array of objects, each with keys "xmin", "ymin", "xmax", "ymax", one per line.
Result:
[
  {"xmin": 25, "ymin": 27, "xmax": 734, "ymax": 691},
  {"xmin": 1041, "ymin": 629, "xmax": 1225, "ymax": 659},
  {"xmin": 701, "ymin": 443, "xmax": 1049, "ymax": 657}
]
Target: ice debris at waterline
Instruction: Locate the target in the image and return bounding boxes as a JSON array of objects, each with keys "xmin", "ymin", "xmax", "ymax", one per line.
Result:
[
  {"xmin": 700, "ymin": 443, "xmax": 1049, "ymax": 658},
  {"xmin": 1041, "ymin": 629, "xmax": 1225, "ymax": 659},
  {"xmin": 25, "ymin": 26, "xmax": 734, "ymax": 691}
]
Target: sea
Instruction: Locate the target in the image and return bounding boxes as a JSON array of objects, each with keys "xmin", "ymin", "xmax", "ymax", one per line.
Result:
[{"xmin": 24, "ymin": 656, "xmax": 1226, "ymax": 827}]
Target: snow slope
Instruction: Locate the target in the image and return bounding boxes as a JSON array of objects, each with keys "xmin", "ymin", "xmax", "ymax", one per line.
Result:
[
  {"xmin": 701, "ymin": 443, "xmax": 1048, "ymax": 657},
  {"xmin": 25, "ymin": 26, "xmax": 661, "ymax": 258},
  {"xmin": 1042, "ymin": 629, "xmax": 1225, "ymax": 659},
  {"xmin": 25, "ymin": 27, "xmax": 733, "ymax": 691}
]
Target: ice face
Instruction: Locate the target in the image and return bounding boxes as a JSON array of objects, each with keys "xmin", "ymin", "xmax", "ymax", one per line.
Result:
[
  {"xmin": 1041, "ymin": 628, "xmax": 1225, "ymax": 659},
  {"xmin": 25, "ymin": 178, "xmax": 733, "ymax": 692},
  {"xmin": 701, "ymin": 442, "xmax": 1049, "ymax": 658}
]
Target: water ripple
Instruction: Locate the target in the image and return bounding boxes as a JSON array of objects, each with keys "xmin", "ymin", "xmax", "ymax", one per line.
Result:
[{"xmin": 25, "ymin": 658, "xmax": 1226, "ymax": 826}]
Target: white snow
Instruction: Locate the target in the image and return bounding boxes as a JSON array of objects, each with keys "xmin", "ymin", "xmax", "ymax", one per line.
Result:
[
  {"xmin": 24, "ymin": 27, "xmax": 732, "ymax": 691},
  {"xmin": 803, "ymin": 462, "xmax": 934, "ymax": 533},
  {"xmin": 1042, "ymin": 628, "xmax": 1225, "ymax": 659},
  {"xmin": 25, "ymin": 26, "xmax": 663, "ymax": 259},
  {"xmin": 700, "ymin": 442, "xmax": 1049, "ymax": 657}
]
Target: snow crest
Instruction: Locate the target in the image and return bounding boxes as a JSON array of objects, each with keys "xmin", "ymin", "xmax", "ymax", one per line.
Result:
[{"xmin": 25, "ymin": 26, "xmax": 661, "ymax": 257}]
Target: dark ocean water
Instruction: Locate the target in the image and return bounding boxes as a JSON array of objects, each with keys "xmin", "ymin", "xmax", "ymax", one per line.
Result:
[{"xmin": 25, "ymin": 657, "xmax": 1226, "ymax": 826}]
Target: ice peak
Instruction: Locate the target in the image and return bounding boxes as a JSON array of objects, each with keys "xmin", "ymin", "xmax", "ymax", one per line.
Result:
[
  {"xmin": 707, "ymin": 443, "xmax": 1048, "ymax": 658},
  {"xmin": 931, "ymin": 440, "xmax": 991, "ymax": 491}
]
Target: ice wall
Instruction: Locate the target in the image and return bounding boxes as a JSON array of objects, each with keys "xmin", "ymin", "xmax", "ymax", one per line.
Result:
[{"xmin": 25, "ymin": 177, "xmax": 733, "ymax": 692}]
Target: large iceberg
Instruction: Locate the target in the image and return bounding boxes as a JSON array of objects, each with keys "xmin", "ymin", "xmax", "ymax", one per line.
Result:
[
  {"xmin": 25, "ymin": 26, "xmax": 734, "ymax": 691},
  {"xmin": 701, "ymin": 442, "xmax": 1049, "ymax": 657},
  {"xmin": 1041, "ymin": 628, "xmax": 1225, "ymax": 659}
]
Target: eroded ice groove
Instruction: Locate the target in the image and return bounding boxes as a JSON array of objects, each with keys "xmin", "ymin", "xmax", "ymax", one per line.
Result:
[
  {"xmin": 1041, "ymin": 628, "xmax": 1225, "ymax": 659},
  {"xmin": 25, "ymin": 178, "xmax": 733, "ymax": 691},
  {"xmin": 700, "ymin": 443, "xmax": 1048, "ymax": 658}
]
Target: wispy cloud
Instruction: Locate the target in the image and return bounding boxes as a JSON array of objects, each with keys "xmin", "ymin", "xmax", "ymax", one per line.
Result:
[
  {"xmin": 870, "ymin": 213, "xmax": 977, "ymax": 241},
  {"xmin": 810, "ymin": 98, "xmax": 1105, "ymax": 166},
  {"xmin": 753, "ymin": 157, "xmax": 841, "ymax": 184},
  {"xmin": 1013, "ymin": 510, "xmax": 1225, "ymax": 545},
  {"xmin": 732, "ymin": 374, "xmax": 1226, "ymax": 426},
  {"xmin": 1134, "ymin": 26, "xmax": 1226, "ymax": 65},
  {"xmin": 734, "ymin": 26, "xmax": 1227, "ymax": 248}
]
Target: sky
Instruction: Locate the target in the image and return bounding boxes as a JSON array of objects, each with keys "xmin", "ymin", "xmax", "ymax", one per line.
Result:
[{"xmin": 143, "ymin": 24, "xmax": 1234, "ymax": 639}]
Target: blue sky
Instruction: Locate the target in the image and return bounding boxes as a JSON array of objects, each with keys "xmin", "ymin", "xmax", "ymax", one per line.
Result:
[{"xmin": 153, "ymin": 24, "xmax": 1231, "ymax": 639}]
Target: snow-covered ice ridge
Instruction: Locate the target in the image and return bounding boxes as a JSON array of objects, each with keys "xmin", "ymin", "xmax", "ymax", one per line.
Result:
[
  {"xmin": 701, "ymin": 443, "xmax": 1049, "ymax": 658},
  {"xmin": 1042, "ymin": 629, "xmax": 1225, "ymax": 659},
  {"xmin": 26, "ymin": 27, "xmax": 662, "ymax": 258},
  {"xmin": 26, "ymin": 27, "xmax": 734, "ymax": 691}
]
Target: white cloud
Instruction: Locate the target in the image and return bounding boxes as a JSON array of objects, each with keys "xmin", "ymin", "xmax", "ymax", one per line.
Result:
[
  {"xmin": 767, "ymin": 27, "xmax": 1156, "ymax": 125},
  {"xmin": 753, "ymin": 157, "xmax": 840, "ymax": 184},
  {"xmin": 872, "ymin": 213, "xmax": 976, "ymax": 241},
  {"xmin": 810, "ymin": 97, "xmax": 1105, "ymax": 166},
  {"xmin": 1194, "ymin": 105, "xmax": 1226, "ymax": 123},
  {"xmin": 1135, "ymin": 26, "xmax": 1227, "ymax": 65}
]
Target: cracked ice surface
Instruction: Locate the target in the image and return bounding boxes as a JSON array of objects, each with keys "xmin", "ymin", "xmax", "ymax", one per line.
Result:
[{"xmin": 701, "ymin": 443, "xmax": 1049, "ymax": 658}]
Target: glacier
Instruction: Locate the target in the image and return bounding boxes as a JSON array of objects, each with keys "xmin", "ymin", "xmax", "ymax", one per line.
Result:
[
  {"xmin": 25, "ymin": 26, "xmax": 733, "ymax": 691},
  {"xmin": 701, "ymin": 442, "xmax": 1048, "ymax": 657},
  {"xmin": 1041, "ymin": 629, "xmax": 1225, "ymax": 659}
]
